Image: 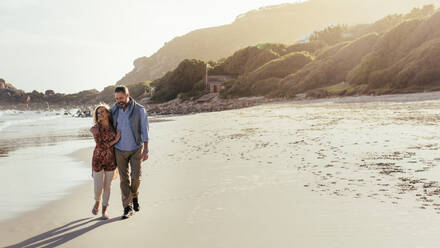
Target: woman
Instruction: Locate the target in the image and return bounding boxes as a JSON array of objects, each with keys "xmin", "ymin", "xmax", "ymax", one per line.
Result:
[{"xmin": 90, "ymin": 104, "xmax": 121, "ymax": 219}]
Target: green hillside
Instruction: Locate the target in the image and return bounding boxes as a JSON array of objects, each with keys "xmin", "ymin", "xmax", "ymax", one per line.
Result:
[
  {"xmin": 117, "ymin": 0, "xmax": 440, "ymax": 86},
  {"xmin": 141, "ymin": 5, "xmax": 440, "ymax": 102}
]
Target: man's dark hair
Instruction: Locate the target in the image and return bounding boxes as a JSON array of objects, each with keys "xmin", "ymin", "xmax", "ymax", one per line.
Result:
[{"xmin": 115, "ymin": 85, "xmax": 129, "ymax": 94}]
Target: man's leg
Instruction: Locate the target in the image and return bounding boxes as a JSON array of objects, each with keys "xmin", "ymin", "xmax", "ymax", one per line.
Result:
[
  {"xmin": 129, "ymin": 147, "xmax": 142, "ymax": 210},
  {"xmin": 115, "ymin": 149, "xmax": 131, "ymax": 208}
]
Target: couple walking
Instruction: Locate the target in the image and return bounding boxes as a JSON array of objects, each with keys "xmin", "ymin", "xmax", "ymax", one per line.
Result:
[{"xmin": 89, "ymin": 85, "xmax": 149, "ymax": 220}]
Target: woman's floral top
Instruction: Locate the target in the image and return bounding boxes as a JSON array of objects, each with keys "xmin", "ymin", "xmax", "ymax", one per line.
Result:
[{"xmin": 90, "ymin": 124, "xmax": 117, "ymax": 172}]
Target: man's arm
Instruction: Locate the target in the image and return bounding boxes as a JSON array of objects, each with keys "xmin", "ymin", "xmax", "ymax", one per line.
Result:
[
  {"xmin": 140, "ymin": 107, "xmax": 149, "ymax": 161},
  {"xmin": 142, "ymin": 141, "xmax": 149, "ymax": 161}
]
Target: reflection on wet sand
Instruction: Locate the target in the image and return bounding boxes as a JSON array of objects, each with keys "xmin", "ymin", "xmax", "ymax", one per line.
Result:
[
  {"xmin": 0, "ymin": 128, "xmax": 92, "ymax": 158},
  {"xmin": 0, "ymin": 117, "xmax": 172, "ymax": 158}
]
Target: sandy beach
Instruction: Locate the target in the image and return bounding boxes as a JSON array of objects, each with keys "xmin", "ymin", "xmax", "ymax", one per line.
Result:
[{"xmin": 2, "ymin": 93, "xmax": 440, "ymax": 247}]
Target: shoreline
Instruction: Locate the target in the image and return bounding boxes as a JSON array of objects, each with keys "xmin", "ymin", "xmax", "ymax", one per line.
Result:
[
  {"xmin": 69, "ymin": 146, "xmax": 94, "ymax": 169},
  {"xmin": 0, "ymin": 146, "xmax": 95, "ymax": 224}
]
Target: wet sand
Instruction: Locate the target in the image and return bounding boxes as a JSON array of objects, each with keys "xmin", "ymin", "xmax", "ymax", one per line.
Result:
[{"xmin": 2, "ymin": 92, "xmax": 440, "ymax": 247}]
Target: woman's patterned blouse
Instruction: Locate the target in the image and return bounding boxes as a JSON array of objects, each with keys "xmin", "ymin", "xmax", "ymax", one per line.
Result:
[{"xmin": 90, "ymin": 124, "xmax": 117, "ymax": 172}]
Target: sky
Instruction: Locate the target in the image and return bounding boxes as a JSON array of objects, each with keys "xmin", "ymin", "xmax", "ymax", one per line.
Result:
[{"xmin": 0, "ymin": 0, "xmax": 306, "ymax": 93}]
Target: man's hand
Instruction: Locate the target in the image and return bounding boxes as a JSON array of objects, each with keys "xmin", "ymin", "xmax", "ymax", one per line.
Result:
[
  {"xmin": 141, "ymin": 150, "xmax": 149, "ymax": 161},
  {"xmin": 141, "ymin": 142, "xmax": 149, "ymax": 162}
]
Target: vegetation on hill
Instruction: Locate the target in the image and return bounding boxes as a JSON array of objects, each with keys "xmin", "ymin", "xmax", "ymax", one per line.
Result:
[
  {"xmin": 145, "ymin": 5, "xmax": 440, "ymax": 102},
  {"xmin": 220, "ymin": 50, "xmax": 314, "ymax": 97},
  {"xmin": 209, "ymin": 43, "xmax": 319, "ymax": 76},
  {"xmin": 216, "ymin": 5, "xmax": 440, "ymax": 98},
  {"xmin": 150, "ymin": 59, "xmax": 206, "ymax": 102},
  {"xmin": 117, "ymin": 0, "xmax": 437, "ymax": 85},
  {"xmin": 276, "ymin": 32, "xmax": 380, "ymax": 97},
  {"xmin": 346, "ymin": 10, "xmax": 440, "ymax": 94},
  {"xmin": 96, "ymin": 81, "xmax": 151, "ymax": 103}
]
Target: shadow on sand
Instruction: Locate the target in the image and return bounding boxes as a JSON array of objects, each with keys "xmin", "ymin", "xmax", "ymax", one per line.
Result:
[{"xmin": 5, "ymin": 217, "xmax": 122, "ymax": 248}]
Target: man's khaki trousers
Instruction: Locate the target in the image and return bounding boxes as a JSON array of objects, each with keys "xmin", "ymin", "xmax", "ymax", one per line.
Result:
[{"xmin": 115, "ymin": 147, "xmax": 142, "ymax": 208}]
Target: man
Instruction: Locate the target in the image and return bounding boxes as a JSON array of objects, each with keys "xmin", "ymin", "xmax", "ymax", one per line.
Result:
[{"xmin": 110, "ymin": 85, "xmax": 149, "ymax": 219}]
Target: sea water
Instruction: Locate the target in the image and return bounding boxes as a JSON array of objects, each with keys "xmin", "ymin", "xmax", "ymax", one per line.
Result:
[{"xmin": 0, "ymin": 110, "xmax": 94, "ymax": 221}]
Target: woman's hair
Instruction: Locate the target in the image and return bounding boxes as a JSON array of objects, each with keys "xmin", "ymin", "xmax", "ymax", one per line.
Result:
[{"xmin": 92, "ymin": 103, "xmax": 112, "ymax": 125}]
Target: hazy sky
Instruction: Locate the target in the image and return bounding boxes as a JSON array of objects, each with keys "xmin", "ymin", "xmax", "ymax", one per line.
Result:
[{"xmin": 0, "ymin": 0, "xmax": 306, "ymax": 93}]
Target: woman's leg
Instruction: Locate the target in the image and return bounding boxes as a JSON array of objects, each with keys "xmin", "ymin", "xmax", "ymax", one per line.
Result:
[
  {"xmin": 102, "ymin": 170, "xmax": 115, "ymax": 207},
  {"xmin": 101, "ymin": 170, "xmax": 115, "ymax": 219},
  {"xmin": 93, "ymin": 170, "xmax": 104, "ymax": 210}
]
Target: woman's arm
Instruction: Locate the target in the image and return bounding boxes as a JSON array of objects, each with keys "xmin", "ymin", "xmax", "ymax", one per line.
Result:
[
  {"xmin": 108, "ymin": 131, "xmax": 121, "ymax": 147},
  {"xmin": 90, "ymin": 127, "xmax": 120, "ymax": 149}
]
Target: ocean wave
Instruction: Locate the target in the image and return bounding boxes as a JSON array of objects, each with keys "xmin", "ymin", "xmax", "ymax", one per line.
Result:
[
  {"xmin": 0, "ymin": 113, "xmax": 62, "ymax": 132},
  {"xmin": 0, "ymin": 110, "xmax": 18, "ymax": 117}
]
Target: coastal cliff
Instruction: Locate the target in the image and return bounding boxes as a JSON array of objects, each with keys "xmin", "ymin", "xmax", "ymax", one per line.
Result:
[{"xmin": 117, "ymin": 0, "xmax": 440, "ymax": 85}]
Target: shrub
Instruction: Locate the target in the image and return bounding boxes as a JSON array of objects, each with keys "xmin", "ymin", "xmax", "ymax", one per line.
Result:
[{"xmin": 151, "ymin": 59, "xmax": 206, "ymax": 102}]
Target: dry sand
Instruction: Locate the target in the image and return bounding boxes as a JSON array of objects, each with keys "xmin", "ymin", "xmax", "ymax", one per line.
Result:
[{"xmin": 2, "ymin": 93, "xmax": 440, "ymax": 247}]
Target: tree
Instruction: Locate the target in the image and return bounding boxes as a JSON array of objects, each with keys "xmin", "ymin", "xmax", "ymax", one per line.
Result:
[{"xmin": 309, "ymin": 25, "xmax": 349, "ymax": 45}]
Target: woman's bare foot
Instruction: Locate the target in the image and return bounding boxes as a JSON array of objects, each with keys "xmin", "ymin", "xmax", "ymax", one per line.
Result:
[
  {"xmin": 92, "ymin": 201, "xmax": 100, "ymax": 215},
  {"xmin": 102, "ymin": 205, "xmax": 109, "ymax": 219}
]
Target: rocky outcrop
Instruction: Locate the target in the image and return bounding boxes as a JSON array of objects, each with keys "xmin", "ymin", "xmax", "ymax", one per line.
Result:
[
  {"xmin": 0, "ymin": 80, "xmax": 28, "ymax": 109},
  {"xmin": 146, "ymin": 94, "xmax": 281, "ymax": 115},
  {"xmin": 0, "ymin": 77, "xmax": 283, "ymax": 116},
  {"xmin": 45, "ymin": 90, "xmax": 55, "ymax": 95},
  {"xmin": 0, "ymin": 79, "xmax": 152, "ymax": 111},
  {"xmin": 0, "ymin": 78, "xmax": 5, "ymax": 89}
]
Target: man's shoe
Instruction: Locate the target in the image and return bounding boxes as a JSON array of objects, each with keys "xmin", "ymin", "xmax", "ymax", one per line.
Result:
[
  {"xmin": 133, "ymin": 198, "xmax": 140, "ymax": 212},
  {"xmin": 121, "ymin": 206, "xmax": 133, "ymax": 219}
]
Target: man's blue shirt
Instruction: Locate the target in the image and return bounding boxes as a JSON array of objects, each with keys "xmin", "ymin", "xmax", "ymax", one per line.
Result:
[{"xmin": 114, "ymin": 105, "xmax": 149, "ymax": 151}]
